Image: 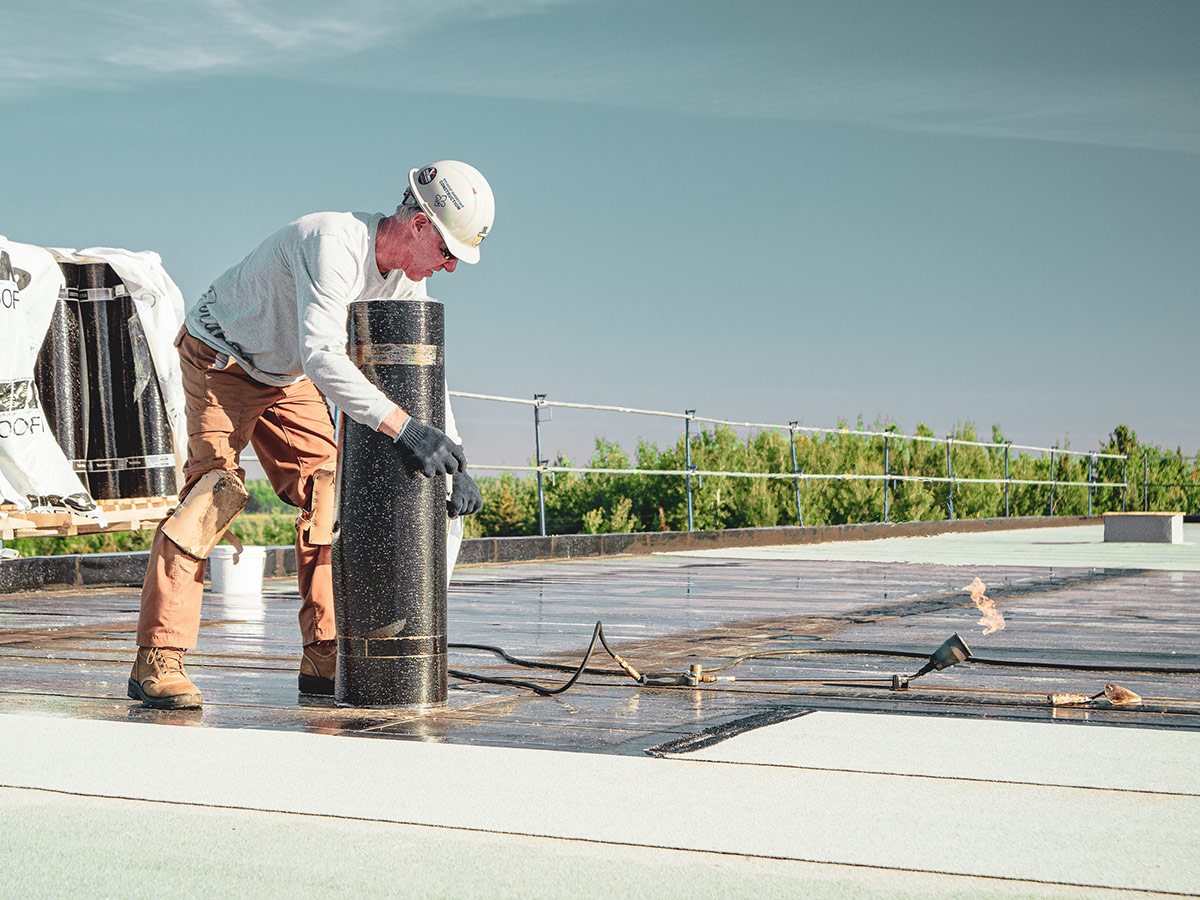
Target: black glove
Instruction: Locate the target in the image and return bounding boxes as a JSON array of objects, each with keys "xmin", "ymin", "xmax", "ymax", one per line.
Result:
[
  {"xmin": 393, "ymin": 420, "xmax": 466, "ymax": 477},
  {"xmin": 447, "ymin": 472, "xmax": 482, "ymax": 518}
]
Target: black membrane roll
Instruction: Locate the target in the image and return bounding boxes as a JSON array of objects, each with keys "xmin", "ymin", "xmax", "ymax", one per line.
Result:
[
  {"xmin": 75, "ymin": 263, "xmax": 123, "ymax": 499},
  {"xmin": 33, "ymin": 271, "xmax": 88, "ymax": 467},
  {"xmin": 332, "ymin": 299, "xmax": 447, "ymax": 707},
  {"xmin": 110, "ymin": 297, "xmax": 177, "ymax": 497}
]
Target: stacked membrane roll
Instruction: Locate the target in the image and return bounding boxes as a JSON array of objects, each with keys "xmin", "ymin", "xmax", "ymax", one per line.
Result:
[
  {"xmin": 33, "ymin": 261, "xmax": 177, "ymax": 499},
  {"xmin": 76, "ymin": 263, "xmax": 122, "ymax": 498},
  {"xmin": 31, "ymin": 285, "xmax": 88, "ymax": 467},
  {"xmin": 108, "ymin": 290, "xmax": 175, "ymax": 498}
]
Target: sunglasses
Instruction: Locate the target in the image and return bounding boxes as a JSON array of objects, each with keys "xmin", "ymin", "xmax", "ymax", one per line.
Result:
[{"xmin": 437, "ymin": 241, "xmax": 456, "ymax": 263}]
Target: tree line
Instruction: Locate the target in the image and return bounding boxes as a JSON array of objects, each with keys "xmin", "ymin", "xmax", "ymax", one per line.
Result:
[
  {"xmin": 7, "ymin": 421, "xmax": 1195, "ymax": 556},
  {"xmin": 461, "ymin": 421, "xmax": 1199, "ymax": 538}
]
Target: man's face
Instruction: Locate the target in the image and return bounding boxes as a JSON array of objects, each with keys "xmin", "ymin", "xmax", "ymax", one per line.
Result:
[{"xmin": 403, "ymin": 216, "xmax": 459, "ymax": 281}]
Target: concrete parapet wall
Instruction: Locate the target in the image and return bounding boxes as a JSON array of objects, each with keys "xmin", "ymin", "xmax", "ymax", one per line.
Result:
[
  {"xmin": 457, "ymin": 516, "xmax": 1097, "ymax": 565},
  {"xmin": 0, "ymin": 545, "xmax": 296, "ymax": 595},
  {"xmin": 0, "ymin": 516, "xmax": 1096, "ymax": 594}
]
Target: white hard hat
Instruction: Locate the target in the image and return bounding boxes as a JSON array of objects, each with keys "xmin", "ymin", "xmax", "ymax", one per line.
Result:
[{"xmin": 407, "ymin": 160, "xmax": 495, "ymax": 264}]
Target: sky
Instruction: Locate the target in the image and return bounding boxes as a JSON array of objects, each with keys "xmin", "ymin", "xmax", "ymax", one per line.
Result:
[{"xmin": 3, "ymin": 0, "xmax": 1198, "ymax": 472}]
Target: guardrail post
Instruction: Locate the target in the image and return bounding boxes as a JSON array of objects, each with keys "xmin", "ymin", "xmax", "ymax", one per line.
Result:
[
  {"xmin": 685, "ymin": 410, "xmax": 696, "ymax": 532},
  {"xmin": 1143, "ymin": 452, "xmax": 1149, "ymax": 512},
  {"xmin": 945, "ymin": 436, "xmax": 955, "ymax": 521},
  {"xmin": 533, "ymin": 393, "xmax": 547, "ymax": 536},
  {"xmin": 883, "ymin": 433, "xmax": 891, "ymax": 523},
  {"xmin": 1087, "ymin": 452, "xmax": 1096, "ymax": 516},
  {"xmin": 1049, "ymin": 449, "xmax": 1056, "ymax": 516},
  {"xmin": 1122, "ymin": 455, "xmax": 1128, "ymax": 512},
  {"xmin": 1004, "ymin": 442, "xmax": 1011, "ymax": 517},
  {"xmin": 789, "ymin": 421, "xmax": 804, "ymax": 527}
]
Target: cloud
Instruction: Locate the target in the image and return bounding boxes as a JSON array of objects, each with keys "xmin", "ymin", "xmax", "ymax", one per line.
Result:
[
  {"xmin": 380, "ymin": 0, "xmax": 1199, "ymax": 155},
  {"xmin": 0, "ymin": 0, "xmax": 575, "ymax": 95},
  {"xmin": 5, "ymin": 0, "xmax": 1198, "ymax": 155},
  {"xmin": 406, "ymin": 46, "xmax": 1200, "ymax": 156},
  {"xmin": 747, "ymin": 68, "xmax": 1200, "ymax": 155}
]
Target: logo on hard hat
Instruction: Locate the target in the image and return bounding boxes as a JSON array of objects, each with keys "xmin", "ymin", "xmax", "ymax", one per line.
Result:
[
  {"xmin": 472, "ymin": 226, "xmax": 489, "ymax": 248},
  {"xmin": 432, "ymin": 194, "xmax": 447, "ymax": 208},
  {"xmin": 417, "ymin": 166, "xmax": 437, "ymax": 185}
]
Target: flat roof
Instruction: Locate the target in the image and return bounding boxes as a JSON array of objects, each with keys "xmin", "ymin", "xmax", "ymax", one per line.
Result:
[
  {"xmin": 672, "ymin": 522, "xmax": 1200, "ymax": 570},
  {"xmin": 2, "ymin": 524, "xmax": 1198, "ymax": 897}
]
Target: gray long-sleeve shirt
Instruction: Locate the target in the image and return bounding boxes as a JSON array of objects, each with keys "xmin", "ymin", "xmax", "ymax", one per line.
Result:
[{"xmin": 186, "ymin": 211, "xmax": 425, "ymax": 430}]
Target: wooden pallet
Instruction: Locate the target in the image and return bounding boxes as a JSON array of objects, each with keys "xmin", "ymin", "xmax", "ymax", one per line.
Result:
[{"xmin": 0, "ymin": 496, "xmax": 177, "ymax": 540}]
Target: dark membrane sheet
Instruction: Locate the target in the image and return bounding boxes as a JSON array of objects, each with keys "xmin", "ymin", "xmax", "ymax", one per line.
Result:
[
  {"xmin": 32, "ymin": 294, "xmax": 88, "ymax": 465},
  {"xmin": 75, "ymin": 263, "xmax": 123, "ymax": 499},
  {"xmin": 110, "ymin": 297, "xmax": 176, "ymax": 498}
]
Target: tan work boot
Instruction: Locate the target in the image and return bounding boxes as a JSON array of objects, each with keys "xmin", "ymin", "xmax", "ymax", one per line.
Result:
[
  {"xmin": 127, "ymin": 647, "xmax": 202, "ymax": 709},
  {"xmin": 299, "ymin": 639, "xmax": 336, "ymax": 696}
]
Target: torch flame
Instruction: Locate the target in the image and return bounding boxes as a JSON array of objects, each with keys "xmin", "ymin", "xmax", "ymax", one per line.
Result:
[
  {"xmin": 964, "ymin": 576, "xmax": 1006, "ymax": 635},
  {"xmin": 1103, "ymin": 683, "xmax": 1141, "ymax": 706}
]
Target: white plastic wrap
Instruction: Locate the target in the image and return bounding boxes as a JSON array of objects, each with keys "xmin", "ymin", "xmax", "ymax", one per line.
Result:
[
  {"xmin": 444, "ymin": 388, "xmax": 464, "ymax": 582},
  {"xmin": 0, "ymin": 236, "xmax": 102, "ymax": 522}
]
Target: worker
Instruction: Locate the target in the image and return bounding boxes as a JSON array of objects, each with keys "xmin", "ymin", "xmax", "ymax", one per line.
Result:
[{"xmin": 127, "ymin": 160, "xmax": 493, "ymax": 709}]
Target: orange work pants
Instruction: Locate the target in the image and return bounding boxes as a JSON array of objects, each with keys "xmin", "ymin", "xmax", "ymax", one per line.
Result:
[{"xmin": 137, "ymin": 328, "xmax": 337, "ymax": 649}]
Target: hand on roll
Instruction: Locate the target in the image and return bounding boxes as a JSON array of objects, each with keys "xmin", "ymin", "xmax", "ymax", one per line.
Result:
[
  {"xmin": 393, "ymin": 420, "xmax": 466, "ymax": 477},
  {"xmin": 447, "ymin": 472, "xmax": 482, "ymax": 518}
]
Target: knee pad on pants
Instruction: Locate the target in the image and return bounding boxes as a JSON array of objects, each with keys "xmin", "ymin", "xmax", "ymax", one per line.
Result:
[
  {"xmin": 300, "ymin": 467, "xmax": 336, "ymax": 546},
  {"xmin": 162, "ymin": 470, "xmax": 249, "ymax": 559}
]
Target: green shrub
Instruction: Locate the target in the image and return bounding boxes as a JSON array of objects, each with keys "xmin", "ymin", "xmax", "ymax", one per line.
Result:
[
  {"xmin": 5, "ymin": 427, "xmax": 1195, "ymax": 552},
  {"xmin": 459, "ymin": 421, "xmax": 1195, "ymax": 537}
]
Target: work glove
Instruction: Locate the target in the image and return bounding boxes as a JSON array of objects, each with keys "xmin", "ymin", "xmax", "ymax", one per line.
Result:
[
  {"xmin": 393, "ymin": 420, "xmax": 467, "ymax": 477},
  {"xmin": 447, "ymin": 472, "xmax": 483, "ymax": 518}
]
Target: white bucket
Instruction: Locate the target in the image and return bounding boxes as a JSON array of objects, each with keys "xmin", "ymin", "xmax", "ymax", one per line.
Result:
[{"xmin": 208, "ymin": 545, "xmax": 266, "ymax": 595}]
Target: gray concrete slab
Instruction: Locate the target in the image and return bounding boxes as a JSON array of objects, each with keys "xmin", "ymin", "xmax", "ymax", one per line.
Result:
[{"xmin": 1105, "ymin": 512, "xmax": 1184, "ymax": 544}]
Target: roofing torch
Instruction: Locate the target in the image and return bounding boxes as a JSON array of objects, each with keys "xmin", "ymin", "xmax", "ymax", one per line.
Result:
[{"xmin": 607, "ymin": 647, "xmax": 735, "ymax": 687}]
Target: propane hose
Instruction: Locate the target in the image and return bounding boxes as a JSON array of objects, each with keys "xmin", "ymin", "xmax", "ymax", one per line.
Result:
[
  {"xmin": 448, "ymin": 621, "xmax": 605, "ymax": 696},
  {"xmin": 448, "ymin": 621, "xmax": 1200, "ymax": 697}
]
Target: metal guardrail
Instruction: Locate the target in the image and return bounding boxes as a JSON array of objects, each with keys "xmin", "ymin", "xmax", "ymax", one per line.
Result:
[
  {"xmin": 1138, "ymin": 452, "xmax": 1200, "ymax": 512},
  {"xmin": 448, "ymin": 391, "xmax": 1134, "ymax": 536}
]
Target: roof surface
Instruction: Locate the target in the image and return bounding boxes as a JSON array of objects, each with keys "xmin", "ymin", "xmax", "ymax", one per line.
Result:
[{"xmin": 2, "ymin": 522, "xmax": 1198, "ymax": 898}]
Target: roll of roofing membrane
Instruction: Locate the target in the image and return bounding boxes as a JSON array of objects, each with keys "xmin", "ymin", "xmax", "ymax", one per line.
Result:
[
  {"xmin": 109, "ymin": 296, "xmax": 177, "ymax": 498},
  {"xmin": 32, "ymin": 284, "xmax": 88, "ymax": 469},
  {"xmin": 333, "ymin": 298, "xmax": 447, "ymax": 707},
  {"xmin": 74, "ymin": 262, "xmax": 124, "ymax": 499}
]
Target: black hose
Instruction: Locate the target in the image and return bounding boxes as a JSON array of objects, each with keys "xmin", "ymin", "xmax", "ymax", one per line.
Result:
[
  {"xmin": 702, "ymin": 647, "xmax": 1200, "ymax": 676},
  {"xmin": 448, "ymin": 641, "xmax": 626, "ymax": 677},
  {"xmin": 704, "ymin": 648, "xmax": 889, "ymax": 674},
  {"xmin": 966, "ymin": 655, "xmax": 1200, "ymax": 675},
  {"xmin": 447, "ymin": 622, "xmax": 1200, "ymax": 698},
  {"xmin": 448, "ymin": 620, "xmax": 606, "ymax": 696}
]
